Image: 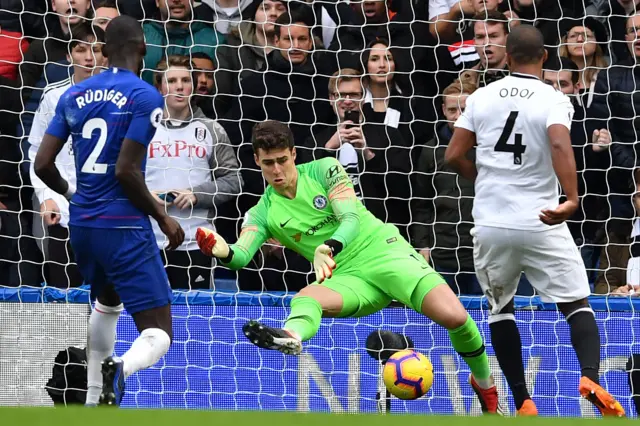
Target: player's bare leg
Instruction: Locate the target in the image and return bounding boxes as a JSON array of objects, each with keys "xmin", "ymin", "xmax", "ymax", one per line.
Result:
[
  {"xmin": 558, "ymin": 299, "xmax": 625, "ymax": 417},
  {"xmin": 243, "ymin": 284, "xmax": 342, "ymax": 355},
  {"xmin": 487, "ymin": 298, "xmax": 538, "ymax": 416},
  {"xmin": 419, "ymin": 281, "xmax": 502, "ymax": 415},
  {"xmin": 86, "ymin": 285, "xmax": 122, "ymax": 407},
  {"xmin": 101, "ymin": 304, "xmax": 173, "ymax": 406}
]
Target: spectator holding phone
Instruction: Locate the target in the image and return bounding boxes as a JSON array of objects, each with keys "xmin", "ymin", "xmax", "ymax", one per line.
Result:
[
  {"xmin": 147, "ymin": 55, "xmax": 243, "ymax": 290},
  {"xmin": 309, "ymin": 68, "xmax": 413, "ymax": 239}
]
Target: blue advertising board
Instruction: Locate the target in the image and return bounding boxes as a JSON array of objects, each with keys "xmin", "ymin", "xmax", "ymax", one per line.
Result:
[{"xmin": 1, "ymin": 288, "xmax": 639, "ymax": 417}]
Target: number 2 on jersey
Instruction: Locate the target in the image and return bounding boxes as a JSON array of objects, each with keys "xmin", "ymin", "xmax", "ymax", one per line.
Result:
[
  {"xmin": 495, "ymin": 111, "xmax": 526, "ymax": 165},
  {"xmin": 81, "ymin": 118, "xmax": 108, "ymax": 174}
]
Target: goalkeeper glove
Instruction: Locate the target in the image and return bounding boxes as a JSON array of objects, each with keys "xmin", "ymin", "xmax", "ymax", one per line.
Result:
[
  {"xmin": 196, "ymin": 227, "xmax": 230, "ymax": 258},
  {"xmin": 313, "ymin": 239, "xmax": 343, "ymax": 283}
]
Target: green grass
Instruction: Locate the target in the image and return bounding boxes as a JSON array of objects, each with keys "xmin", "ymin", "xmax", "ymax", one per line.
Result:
[{"xmin": 0, "ymin": 407, "xmax": 633, "ymax": 426}]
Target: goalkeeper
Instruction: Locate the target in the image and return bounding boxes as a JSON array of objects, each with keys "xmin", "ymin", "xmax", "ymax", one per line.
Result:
[{"xmin": 197, "ymin": 121, "xmax": 501, "ymax": 413}]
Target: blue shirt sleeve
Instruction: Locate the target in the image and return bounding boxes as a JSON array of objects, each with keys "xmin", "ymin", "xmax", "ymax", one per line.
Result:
[
  {"xmin": 124, "ymin": 88, "xmax": 164, "ymax": 147},
  {"xmin": 45, "ymin": 91, "xmax": 71, "ymax": 141}
]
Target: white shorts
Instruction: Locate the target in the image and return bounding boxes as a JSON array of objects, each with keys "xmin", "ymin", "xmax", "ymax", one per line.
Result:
[{"xmin": 472, "ymin": 224, "xmax": 591, "ymax": 315}]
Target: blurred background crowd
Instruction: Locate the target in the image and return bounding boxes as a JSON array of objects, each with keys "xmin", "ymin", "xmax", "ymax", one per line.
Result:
[{"xmin": 0, "ymin": 0, "xmax": 639, "ymax": 297}]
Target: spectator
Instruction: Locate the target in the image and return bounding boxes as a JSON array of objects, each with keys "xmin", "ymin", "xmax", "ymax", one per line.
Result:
[
  {"xmin": 350, "ymin": 0, "xmax": 392, "ymax": 43},
  {"xmin": 412, "ymin": 78, "xmax": 482, "ymax": 294},
  {"xmin": 195, "ymin": 0, "xmax": 255, "ymax": 35},
  {"xmin": 26, "ymin": 23, "xmax": 106, "ymax": 288},
  {"xmin": 587, "ymin": 11, "xmax": 640, "ymax": 293},
  {"xmin": 587, "ymin": 0, "xmax": 638, "ymax": 64},
  {"xmin": 142, "ymin": 0, "xmax": 225, "ymax": 85},
  {"xmin": 147, "ymin": 55, "xmax": 243, "ymax": 290},
  {"xmin": 221, "ymin": 9, "xmax": 333, "ymax": 205},
  {"xmin": 558, "ymin": 16, "xmax": 609, "ymax": 93},
  {"xmin": 504, "ymin": 0, "xmax": 571, "ymax": 49},
  {"xmin": 92, "ymin": 0, "xmax": 121, "ymax": 31},
  {"xmin": 0, "ymin": 17, "xmax": 29, "ymax": 81},
  {"xmin": 191, "ymin": 52, "xmax": 217, "ymax": 119},
  {"xmin": 0, "ymin": 0, "xmax": 93, "ymax": 141},
  {"xmin": 467, "ymin": 11, "xmax": 510, "ymax": 87},
  {"xmin": 543, "ymin": 57, "xmax": 611, "ymax": 286},
  {"xmin": 310, "ymin": 68, "xmax": 413, "ymax": 239},
  {"xmin": 428, "ymin": 0, "xmax": 514, "ymax": 69},
  {"xmin": 360, "ymin": 38, "xmax": 424, "ymax": 151},
  {"xmin": 215, "ymin": 0, "xmax": 287, "ymax": 116}
]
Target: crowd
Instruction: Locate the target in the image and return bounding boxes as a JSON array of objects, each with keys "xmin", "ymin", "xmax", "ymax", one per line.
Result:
[{"xmin": 0, "ymin": 0, "xmax": 639, "ymax": 297}]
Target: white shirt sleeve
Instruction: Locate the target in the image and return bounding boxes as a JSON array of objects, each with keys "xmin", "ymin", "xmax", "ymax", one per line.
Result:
[
  {"xmin": 454, "ymin": 92, "xmax": 476, "ymax": 132},
  {"xmin": 546, "ymin": 93, "xmax": 574, "ymax": 130},
  {"xmin": 28, "ymin": 91, "xmax": 54, "ymax": 204},
  {"xmin": 429, "ymin": 0, "xmax": 454, "ymax": 20}
]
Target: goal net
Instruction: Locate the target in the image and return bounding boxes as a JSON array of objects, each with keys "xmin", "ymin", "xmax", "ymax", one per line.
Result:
[{"xmin": 0, "ymin": 0, "xmax": 638, "ymax": 417}]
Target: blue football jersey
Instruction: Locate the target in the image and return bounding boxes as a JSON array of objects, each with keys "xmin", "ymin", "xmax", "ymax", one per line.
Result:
[{"xmin": 46, "ymin": 67, "xmax": 164, "ymax": 229}]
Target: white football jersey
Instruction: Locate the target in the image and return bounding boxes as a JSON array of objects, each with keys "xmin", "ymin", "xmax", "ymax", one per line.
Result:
[
  {"xmin": 28, "ymin": 77, "xmax": 76, "ymax": 228},
  {"xmin": 454, "ymin": 73, "xmax": 574, "ymax": 231}
]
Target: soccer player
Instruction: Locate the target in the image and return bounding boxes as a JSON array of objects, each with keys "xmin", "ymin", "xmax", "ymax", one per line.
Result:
[
  {"xmin": 34, "ymin": 15, "xmax": 185, "ymax": 406},
  {"xmin": 196, "ymin": 120, "xmax": 502, "ymax": 414},
  {"xmin": 444, "ymin": 25, "xmax": 625, "ymax": 417}
]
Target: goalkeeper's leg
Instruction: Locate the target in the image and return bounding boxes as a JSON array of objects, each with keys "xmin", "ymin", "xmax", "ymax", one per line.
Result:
[
  {"xmin": 413, "ymin": 277, "xmax": 501, "ymax": 414},
  {"xmin": 559, "ymin": 299, "xmax": 625, "ymax": 417},
  {"xmin": 244, "ymin": 275, "xmax": 390, "ymax": 355}
]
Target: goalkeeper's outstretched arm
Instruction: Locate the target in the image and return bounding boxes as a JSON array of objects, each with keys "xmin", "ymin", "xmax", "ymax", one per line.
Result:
[
  {"xmin": 313, "ymin": 158, "xmax": 361, "ymax": 254},
  {"xmin": 196, "ymin": 203, "xmax": 271, "ymax": 270}
]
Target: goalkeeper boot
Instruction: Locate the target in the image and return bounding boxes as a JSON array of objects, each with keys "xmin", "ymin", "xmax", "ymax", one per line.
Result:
[
  {"xmin": 243, "ymin": 320, "xmax": 302, "ymax": 355},
  {"xmin": 517, "ymin": 399, "xmax": 538, "ymax": 416},
  {"xmin": 579, "ymin": 376, "xmax": 625, "ymax": 417},
  {"xmin": 100, "ymin": 356, "xmax": 125, "ymax": 406},
  {"xmin": 469, "ymin": 374, "xmax": 503, "ymax": 415}
]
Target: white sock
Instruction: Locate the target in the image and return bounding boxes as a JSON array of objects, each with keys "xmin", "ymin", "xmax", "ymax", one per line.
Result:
[
  {"xmin": 121, "ymin": 328, "xmax": 171, "ymax": 379},
  {"xmin": 86, "ymin": 301, "xmax": 123, "ymax": 405}
]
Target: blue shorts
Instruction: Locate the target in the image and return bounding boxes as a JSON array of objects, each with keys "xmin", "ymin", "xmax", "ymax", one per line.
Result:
[{"xmin": 69, "ymin": 226, "xmax": 171, "ymax": 315}]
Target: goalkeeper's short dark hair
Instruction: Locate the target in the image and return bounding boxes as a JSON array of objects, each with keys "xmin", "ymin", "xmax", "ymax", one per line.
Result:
[
  {"xmin": 69, "ymin": 22, "xmax": 105, "ymax": 50},
  {"xmin": 252, "ymin": 121, "xmax": 295, "ymax": 155}
]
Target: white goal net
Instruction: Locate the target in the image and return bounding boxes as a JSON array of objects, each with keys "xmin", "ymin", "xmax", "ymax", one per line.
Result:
[{"xmin": 0, "ymin": 0, "xmax": 639, "ymax": 417}]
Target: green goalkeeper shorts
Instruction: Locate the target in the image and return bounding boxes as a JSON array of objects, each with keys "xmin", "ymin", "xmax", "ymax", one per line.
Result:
[{"xmin": 319, "ymin": 233, "xmax": 445, "ymax": 317}]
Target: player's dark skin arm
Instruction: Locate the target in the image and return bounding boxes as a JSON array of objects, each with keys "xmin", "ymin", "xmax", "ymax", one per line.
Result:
[
  {"xmin": 34, "ymin": 134, "xmax": 72, "ymax": 196},
  {"xmin": 540, "ymin": 124, "xmax": 579, "ymax": 225},
  {"xmin": 444, "ymin": 128, "xmax": 477, "ymax": 181},
  {"xmin": 115, "ymin": 139, "xmax": 185, "ymax": 249}
]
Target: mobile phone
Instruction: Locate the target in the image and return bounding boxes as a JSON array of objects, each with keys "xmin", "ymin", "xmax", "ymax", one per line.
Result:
[
  {"xmin": 158, "ymin": 192, "xmax": 176, "ymax": 203},
  {"xmin": 344, "ymin": 110, "xmax": 360, "ymax": 128}
]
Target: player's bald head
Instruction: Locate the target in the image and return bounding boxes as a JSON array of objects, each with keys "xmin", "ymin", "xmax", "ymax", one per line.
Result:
[
  {"xmin": 506, "ymin": 24, "xmax": 546, "ymax": 65},
  {"xmin": 104, "ymin": 15, "xmax": 144, "ymax": 56}
]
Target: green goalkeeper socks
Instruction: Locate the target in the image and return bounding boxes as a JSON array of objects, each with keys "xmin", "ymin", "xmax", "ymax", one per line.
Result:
[
  {"xmin": 448, "ymin": 315, "xmax": 492, "ymax": 382},
  {"xmin": 284, "ymin": 296, "xmax": 323, "ymax": 342}
]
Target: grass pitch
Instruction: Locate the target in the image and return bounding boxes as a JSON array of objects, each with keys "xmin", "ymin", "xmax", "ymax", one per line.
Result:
[{"xmin": 0, "ymin": 407, "xmax": 633, "ymax": 426}]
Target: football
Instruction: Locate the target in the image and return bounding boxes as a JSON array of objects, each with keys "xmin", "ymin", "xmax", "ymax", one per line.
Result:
[{"xmin": 382, "ymin": 349, "xmax": 434, "ymax": 400}]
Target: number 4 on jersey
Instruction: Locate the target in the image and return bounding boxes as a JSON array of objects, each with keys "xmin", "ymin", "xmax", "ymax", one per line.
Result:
[{"xmin": 495, "ymin": 111, "xmax": 526, "ymax": 165}]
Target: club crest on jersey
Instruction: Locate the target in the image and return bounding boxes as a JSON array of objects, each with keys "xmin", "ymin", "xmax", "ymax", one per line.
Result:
[
  {"xmin": 313, "ymin": 195, "xmax": 328, "ymax": 210},
  {"xmin": 150, "ymin": 107, "xmax": 163, "ymax": 128},
  {"xmin": 195, "ymin": 127, "xmax": 206, "ymax": 142}
]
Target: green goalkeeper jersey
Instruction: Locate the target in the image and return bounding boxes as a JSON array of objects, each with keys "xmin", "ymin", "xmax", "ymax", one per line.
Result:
[{"xmin": 223, "ymin": 157, "xmax": 395, "ymax": 269}]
